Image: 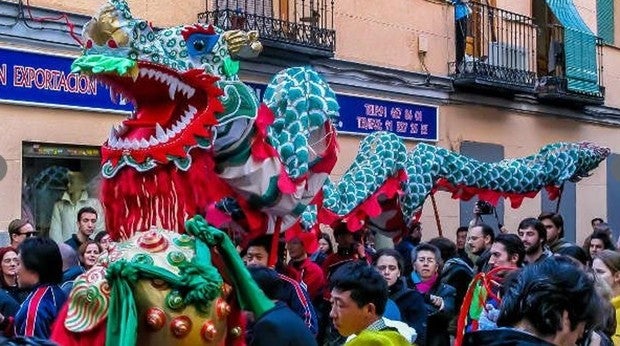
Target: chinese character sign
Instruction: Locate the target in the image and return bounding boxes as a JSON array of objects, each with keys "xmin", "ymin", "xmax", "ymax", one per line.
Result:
[
  {"xmin": 247, "ymin": 83, "xmax": 439, "ymax": 142},
  {"xmin": 337, "ymin": 94, "xmax": 438, "ymax": 141}
]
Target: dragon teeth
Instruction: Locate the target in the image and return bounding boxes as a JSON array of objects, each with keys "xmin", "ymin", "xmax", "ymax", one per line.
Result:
[
  {"xmin": 138, "ymin": 68, "xmax": 196, "ymax": 100},
  {"xmin": 148, "ymin": 136, "xmax": 159, "ymax": 146},
  {"xmin": 129, "ymin": 139, "xmax": 141, "ymax": 150},
  {"xmin": 139, "ymin": 138, "xmax": 150, "ymax": 148},
  {"xmin": 168, "ymin": 84, "xmax": 176, "ymax": 100},
  {"xmin": 155, "ymin": 123, "xmax": 166, "ymax": 139},
  {"xmin": 108, "ymin": 127, "xmax": 116, "ymax": 144}
]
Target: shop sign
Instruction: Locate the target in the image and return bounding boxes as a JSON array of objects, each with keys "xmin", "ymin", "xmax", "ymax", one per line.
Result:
[
  {"xmin": 249, "ymin": 83, "xmax": 438, "ymax": 142},
  {"xmin": 0, "ymin": 47, "xmax": 132, "ymax": 113},
  {"xmin": 0, "ymin": 47, "xmax": 439, "ymax": 141}
]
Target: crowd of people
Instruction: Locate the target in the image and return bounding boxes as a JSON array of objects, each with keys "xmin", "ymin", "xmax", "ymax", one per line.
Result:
[
  {"xmin": 0, "ymin": 207, "xmax": 111, "ymax": 342},
  {"xmin": 0, "ymin": 204, "xmax": 618, "ymax": 346},
  {"xmin": 239, "ymin": 209, "xmax": 620, "ymax": 346}
]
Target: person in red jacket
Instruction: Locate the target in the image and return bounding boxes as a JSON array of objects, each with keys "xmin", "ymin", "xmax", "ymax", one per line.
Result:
[
  {"xmin": 286, "ymin": 236, "xmax": 326, "ymax": 302},
  {"xmin": 321, "ymin": 222, "xmax": 371, "ymax": 286}
]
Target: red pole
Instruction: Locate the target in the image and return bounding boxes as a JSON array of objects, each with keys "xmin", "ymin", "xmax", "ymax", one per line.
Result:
[{"xmin": 268, "ymin": 217, "xmax": 283, "ymax": 268}]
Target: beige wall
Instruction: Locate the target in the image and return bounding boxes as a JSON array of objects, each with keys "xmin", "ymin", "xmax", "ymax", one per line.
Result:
[
  {"xmin": 602, "ymin": 46, "xmax": 620, "ymax": 108},
  {"xmin": 334, "ymin": 0, "xmax": 452, "ymax": 75},
  {"xmin": 30, "ymin": 0, "xmax": 204, "ymax": 28},
  {"xmin": 574, "ymin": 0, "xmax": 598, "ymax": 33},
  {"xmin": 0, "ymin": 104, "xmax": 121, "ymax": 230}
]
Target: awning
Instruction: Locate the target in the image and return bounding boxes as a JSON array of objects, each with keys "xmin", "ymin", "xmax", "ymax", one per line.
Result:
[{"xmin": 545, "ymin": 0, "xmax": 600, "ymax": 95}]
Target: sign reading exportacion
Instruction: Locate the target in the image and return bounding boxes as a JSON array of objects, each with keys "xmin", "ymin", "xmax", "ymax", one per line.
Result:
[
  {"xmin": 0, "ymin": 47, "xmax": 132, "ymax": 113},
  {"xmin": 248, "ymin": 83, "xmax": 438, "ymax": 142}
]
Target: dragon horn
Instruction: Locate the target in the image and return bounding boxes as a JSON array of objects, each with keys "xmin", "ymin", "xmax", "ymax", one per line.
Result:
[{"xmin": 223, "ymin": 30, "xmax": 263, "ymax": 58}]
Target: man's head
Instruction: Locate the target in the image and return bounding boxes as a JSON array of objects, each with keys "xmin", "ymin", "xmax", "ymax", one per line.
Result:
[
  {"xmin": 329, "ymin": 262, "xmax": 388, "ymax": 337},
  {"xmin": 456, "ymin": 226, "xmax": 468, "ymax": 250},
  {"xmin": 428, "ymin": 237, "xmax": 458, "ymax": 263},
  {"xmin": 333, "ymin": 221, "xmax": 360, "ymax": 254},
  {"xmin": 593, "ymin": 222, "xmax": 612, "ymax": 237},
  {"xmin": 517, "ymin": 217, "xmax": 546, "ymax": 255},
  {"xmin": 588, "ymin": 230, "xmax": 615, "ymax": 259},
  {"xmin": 77, "ymin": 207, "xmax": 97, "ymax": 238},
  {"xmin": 18, "ymin": 237, "xmax": 63, "ymax": 287},
  {"xmin": 247, "ymin": 265, "xmax": 280, "ymax": 299},
  {"xmin": 286, "ymin": 236, "xmax": 307, "ymax": 261},
  {"xmin": 498, "ymin": 256, "xmax": 600, "ymax": 346},
  {"xmin": 488, "ymin": 234, "xmax": 524, "ymax": 269},
  {"xmin": 406, "ymin": 221, "xmax": 422, "ymax": 244},
  {"xmin": 373, "ymin": 248, "xmax": 404, "ymax": 287},
  {"xmin": 244, "ymin": 235, "xmax": 272, "ymax": 268},
  {"xmin": 7, "ymin": 219, "xmax": 36, "ymax": 247},
  {"xmin": 591, "ymin": 217, "xmax": 604, "ymax": 230},
  {"xmin": 467, "ymin": 224, "xmax": 494, "ymax": 255},
  {"xmin": 538, "ymin": 212, "xmax": 563, "ymax": 244}
]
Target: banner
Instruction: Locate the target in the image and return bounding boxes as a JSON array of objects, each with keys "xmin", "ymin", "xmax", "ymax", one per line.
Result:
[{"xmin": 0, "ymin": 47, "xmax": 132, "ymax": 113}]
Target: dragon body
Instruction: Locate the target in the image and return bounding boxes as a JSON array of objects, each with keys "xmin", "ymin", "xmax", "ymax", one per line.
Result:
[{"xmin": 55, "ymin": 0, "xmax": 610, "ymax": 345}]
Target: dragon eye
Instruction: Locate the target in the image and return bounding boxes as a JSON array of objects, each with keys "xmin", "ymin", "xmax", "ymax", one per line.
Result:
[{"xmin": 193, "ymin": 40, "xmax": 205, "ymax": 51}]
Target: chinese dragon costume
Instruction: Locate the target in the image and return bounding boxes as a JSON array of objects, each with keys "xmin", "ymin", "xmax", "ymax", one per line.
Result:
[{"xmin": 52, "ymin": 0, "xmax": 610, "ymax": 345}]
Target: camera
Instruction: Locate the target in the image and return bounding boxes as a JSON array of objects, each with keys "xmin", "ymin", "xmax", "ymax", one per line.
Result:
[{"xmin": 476, "ymin": 200, "xmax": 494, "ymax": 215}]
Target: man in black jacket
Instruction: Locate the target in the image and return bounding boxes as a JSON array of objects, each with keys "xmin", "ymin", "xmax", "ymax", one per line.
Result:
[
  {"xmin": 463, "ymin": 256, "xmax": 601, "ymax": 345},
  {"xmin": 247, "ymin": 266, "xmax": 317, "ymax": 346}
]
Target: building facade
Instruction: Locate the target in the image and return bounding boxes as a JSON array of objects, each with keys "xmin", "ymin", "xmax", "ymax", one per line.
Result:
[{"xmin": 1, "ymin": 0, "xmax": 619, "ymax": 244}]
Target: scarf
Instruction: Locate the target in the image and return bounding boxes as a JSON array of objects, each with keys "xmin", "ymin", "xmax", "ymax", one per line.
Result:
[{"xmin": 415, "ymin": 273, "xmax": 437, "ymax": 294}]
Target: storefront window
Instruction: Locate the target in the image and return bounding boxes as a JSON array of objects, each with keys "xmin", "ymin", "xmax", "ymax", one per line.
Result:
[{"xmin": 21, "ymin": 142, "xmax": 105, "ymax": 241}]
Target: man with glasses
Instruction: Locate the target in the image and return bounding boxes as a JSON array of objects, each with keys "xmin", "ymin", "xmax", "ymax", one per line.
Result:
[
  {"xmin": 467, "ymin": 223, "xmax": 495, "ymax": 273},
  {"xmin": 7, "ymin": 219, "xmax": 37, "ymax": 249}
]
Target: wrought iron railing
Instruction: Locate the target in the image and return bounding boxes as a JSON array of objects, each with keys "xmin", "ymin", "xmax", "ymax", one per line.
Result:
[
  {"xmin": 198, "ymin": 0, "xmax": 336, "ymax": 53},
  {"xmin": 450, "ymin": 1, "xmax": 537, "ymax": 90}
]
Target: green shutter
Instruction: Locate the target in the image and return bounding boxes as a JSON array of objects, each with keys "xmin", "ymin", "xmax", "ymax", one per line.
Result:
[
  {"xmin": 545, "ymin": 0, "xmax": 601, "ymax": 95},
  {"xmin": 597, "ymin": 0, "xmax": 615, "ymax": 44}
]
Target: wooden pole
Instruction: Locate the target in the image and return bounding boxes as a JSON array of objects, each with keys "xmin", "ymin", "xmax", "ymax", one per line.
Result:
[
  {"xmin": 430, "ymin": 193, "xmax": 443, "ymax": 237},
  {"xmin": 555, "ymin": 183, "xmax": 565, "ymax": 214}
]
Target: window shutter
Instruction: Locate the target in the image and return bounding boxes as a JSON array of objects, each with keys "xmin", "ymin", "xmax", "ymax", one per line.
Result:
[{"xmin": 597, "ymin": 0, "xmax": 615, "ymax": 44}]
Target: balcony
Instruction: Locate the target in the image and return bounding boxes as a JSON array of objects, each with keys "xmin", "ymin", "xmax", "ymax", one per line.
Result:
[
  {"xmin": 535, "ymin": 24, "xmax": 605, "ymax": 106},
  {"xmin": 449, "ymin": 1, "xmax": 537, "ymax": 95},
  {"xmin": 198, "ymin": 0, "xmax": 336, "ymax": 57}
]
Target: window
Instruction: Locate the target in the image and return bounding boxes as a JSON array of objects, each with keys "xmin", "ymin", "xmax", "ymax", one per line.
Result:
[
  {"xmin": 21, "ymin": 143, "xmax": 105, "ymax": 241},
  {"xmin": 459, "ymin": 141, "xmax": 505, "ymax": 233},
  {"xmin": 597, "ymin": 0, "xmax": 615, "ymax": 44}
]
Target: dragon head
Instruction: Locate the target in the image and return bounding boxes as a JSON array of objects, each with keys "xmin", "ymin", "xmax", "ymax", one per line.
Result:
[
  {"xmin": 571, "ymin": 141, "xmax": 611, "ymax": 181},
  {"xmin": 72, "ymin": 0, "xmax": 262, "ymax": 176}
]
